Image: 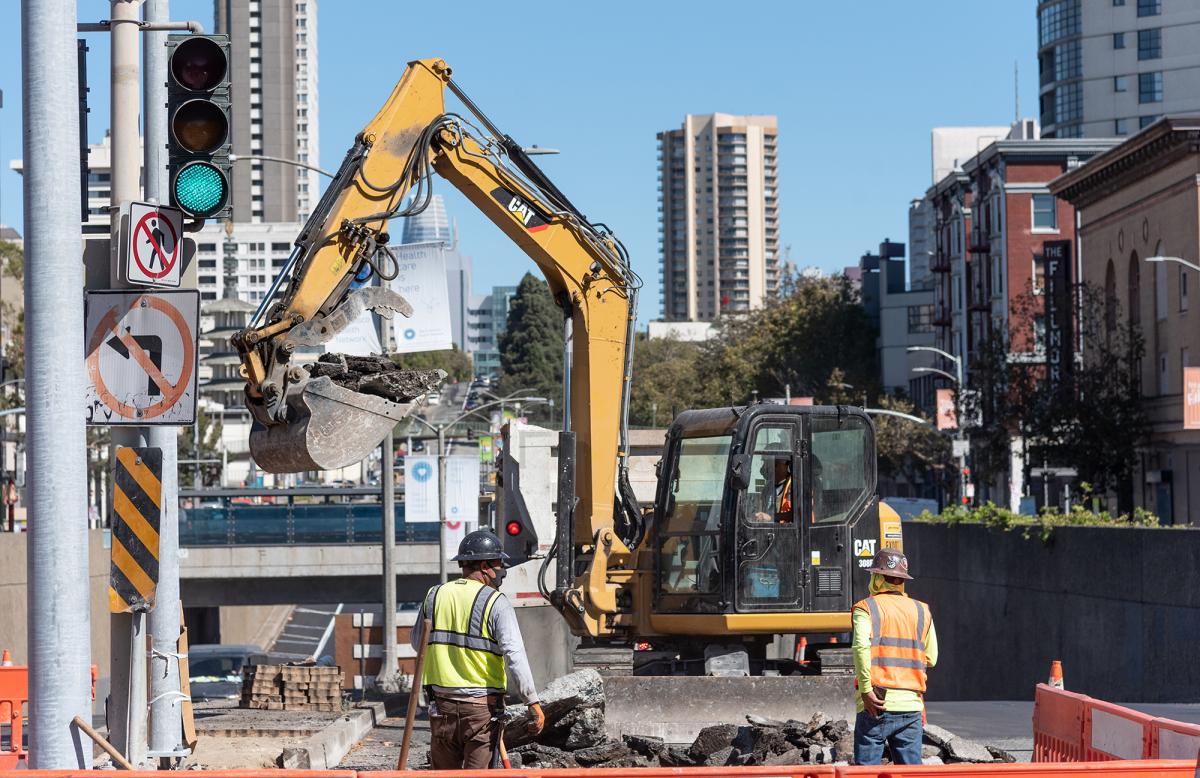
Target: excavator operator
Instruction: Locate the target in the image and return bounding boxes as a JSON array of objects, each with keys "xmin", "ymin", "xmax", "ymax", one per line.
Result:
[{"xmin": 753, "ymin": 442, "xmax": 794, "ymax": 524}]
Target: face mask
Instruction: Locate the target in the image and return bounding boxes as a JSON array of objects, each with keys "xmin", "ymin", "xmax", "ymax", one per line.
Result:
[
  {"xmin": 869, "ymin": 573, "xmax": 905, "ymax": 596},
  {"xmin": 489, "ymin": 566, "xmax": 507, "ymax": 589}
]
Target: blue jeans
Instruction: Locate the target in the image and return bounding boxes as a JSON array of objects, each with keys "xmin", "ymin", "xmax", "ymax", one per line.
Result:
[{"xmin": 853, "ymin": 710, "xmax": 923, "ymax": 765}]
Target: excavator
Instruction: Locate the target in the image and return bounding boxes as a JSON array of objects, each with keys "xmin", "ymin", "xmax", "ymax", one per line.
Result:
[{"xmin": 235, "ymin": 58, "xmax": 903, "ymax": 679}]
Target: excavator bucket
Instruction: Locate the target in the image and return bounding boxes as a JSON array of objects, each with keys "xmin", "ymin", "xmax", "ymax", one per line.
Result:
[{"xmin": 249, "ymin": 370, "xmax": 444, "ymax": 473}]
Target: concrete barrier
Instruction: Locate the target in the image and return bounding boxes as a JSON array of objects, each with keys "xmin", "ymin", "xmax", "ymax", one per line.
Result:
[{"xmin": 902, "ymin": 522, "xmax": 1200, "ymax": 702}]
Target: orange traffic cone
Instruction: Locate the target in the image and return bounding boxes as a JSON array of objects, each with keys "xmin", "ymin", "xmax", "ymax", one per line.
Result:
[
  {"xmin": 1, "ymin": 649, "xmax": 11, "ymax": 666},
  {"xmin": 1048, "ymin": 660, "xmax": 1064, "ymax": 689},
  {"xmin": 795, "ymin": 637, "xmax": 809, "ymax": 666},
  {"xmin": 830, "ymin": 636, "xmax": 839, "ymax": 644}
]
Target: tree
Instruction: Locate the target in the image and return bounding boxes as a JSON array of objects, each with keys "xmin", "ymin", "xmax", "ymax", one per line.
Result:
[
  {"xmin": 627, "ymin": 335, "xmax": 708, "ymax": 427},
  {"xmin": 178, "ymin": 406, "xmax": 224, "ymax": 487},
  {"xmin": 393, "ymin": 345, "xmax": 472, "ymax": 382},
  {"xmin": 0, "ymin": 242, "xmax": 23, "ymax": 388},
  {"xmin": 498, "ymin": 273, "xmax": 563, "ymax": 419},
  {"xmin": 873, "ymin": 394, "xmax": 952, "ymax": 497},
  {"xmin": 696, "ymin": 274, "xmax": 879, "ymax": 407}
]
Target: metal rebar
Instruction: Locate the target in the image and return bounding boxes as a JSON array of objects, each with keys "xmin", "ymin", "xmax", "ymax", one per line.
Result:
[{"xmin": 22, "ymin": 0, "xmax": 91, "ymax": 767}]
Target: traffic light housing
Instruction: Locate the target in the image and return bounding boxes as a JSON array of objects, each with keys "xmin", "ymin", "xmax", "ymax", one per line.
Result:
[
  {"xmin": 166, "ymin": 34, "xmax": 231, "ymax": 219},
  {"xmin": 496, "ymin": 451, "xmax": 538, "ymax": 566}
]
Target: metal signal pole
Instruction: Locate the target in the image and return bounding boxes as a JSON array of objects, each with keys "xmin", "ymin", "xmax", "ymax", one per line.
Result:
[{"xmin": 22, "ymin": 0, "xmax": 91, "ymax": 767}]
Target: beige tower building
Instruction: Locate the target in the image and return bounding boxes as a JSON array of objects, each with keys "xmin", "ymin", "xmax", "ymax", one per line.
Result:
[{"xmin": 657, "ymin": 113, "xmax": 779, "ymax": 321}]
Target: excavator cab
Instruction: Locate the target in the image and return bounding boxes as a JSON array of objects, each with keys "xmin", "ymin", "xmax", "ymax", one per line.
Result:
[{"xmin": 651, "ymin": 404, "xmax": 885, "ymax": 627}]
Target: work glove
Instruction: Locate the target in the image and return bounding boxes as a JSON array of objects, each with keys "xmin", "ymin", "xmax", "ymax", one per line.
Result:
[{"xmin": 528, "ymin": 702, "xmax": 545, "ymax": 735}]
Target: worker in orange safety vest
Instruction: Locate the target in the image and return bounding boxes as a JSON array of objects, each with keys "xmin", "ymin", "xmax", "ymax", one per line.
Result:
[{"xmin": 851, "ymin": 548, "xmax": 938, "ymax": 765}]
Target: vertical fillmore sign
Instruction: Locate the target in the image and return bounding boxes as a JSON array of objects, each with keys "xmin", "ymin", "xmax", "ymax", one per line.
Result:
[{"xmin": 1042, "ymin": 240, "xmax": 1074, "ymax": 389}]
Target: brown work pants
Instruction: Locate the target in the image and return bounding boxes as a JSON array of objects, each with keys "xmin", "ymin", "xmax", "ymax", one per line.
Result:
[{"xmin": 429, "ymin": 696, "xmax": 503, "ymax": 770}]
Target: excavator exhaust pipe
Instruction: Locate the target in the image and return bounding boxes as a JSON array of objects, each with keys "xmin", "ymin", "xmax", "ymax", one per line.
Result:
[{"xmin": 250, "ymin": 374, "xmax": 438, "ymax": 473}]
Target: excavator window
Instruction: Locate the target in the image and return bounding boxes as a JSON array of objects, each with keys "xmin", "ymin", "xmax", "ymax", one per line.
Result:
[
  {"xmin": 655, "ymin": 434, "xmax": 730, "ymax": 607},
  {"xmin": 809, "ymin": 415, "xmax": 872, "ymax": 525},
  {"xmin": 735, "ymin": 421, "xmax": 802, "ymax": 611}
]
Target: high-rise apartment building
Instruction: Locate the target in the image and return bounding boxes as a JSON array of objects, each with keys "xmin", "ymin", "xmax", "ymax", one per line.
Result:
[
  {"xmin": 657, "ymin": 113, "xmax": 779, "ymax": 321},
  {"xmin": 215, "ymin": 0, "xmax": 319, "ymax": 222},
  {"xmin": 1037, "ymin": 0, "xmax": 1200, "ymax": 139}
]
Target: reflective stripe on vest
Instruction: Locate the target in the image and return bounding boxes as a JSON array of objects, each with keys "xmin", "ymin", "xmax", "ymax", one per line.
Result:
[
  {"xmin": 421, "ymin": 579, "xmax": 506, "ymax": 693},
  {"xmin": 855, "ymin": 594, "xmax": 931, "ymax": 693}
]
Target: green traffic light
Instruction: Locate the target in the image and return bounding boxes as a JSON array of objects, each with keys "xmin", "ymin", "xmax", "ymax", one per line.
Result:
[{"xmin": 173, "ymin": 162, "xmax": 228, "ymax": 217}]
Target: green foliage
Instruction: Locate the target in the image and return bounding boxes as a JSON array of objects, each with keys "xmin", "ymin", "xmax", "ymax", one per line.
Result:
[
  {"xmin": 498, "ymin": 273, "xmax": 563, "ymax": 420},
  {"xmin": 178, "ymin": 406, "xmax": 224, "ymax": 487},
  {"xmin": 916, "ymin": 487, "xmax": 1161, "ymax": 544},
  {"xmin": 393, "ymin": 345, "xmax": 472, "ymax": 382},
  {"xmin": 0, "ymin": 242, "xmax": 22, "ymax": 282},
  {"xmin": 0, "ymin": 243, "xmax": 23, "ymax": 385},
  {"xmin": 628, "ymin": 335, "xmax": 708, "ymax": 427},
  {"xmin": 873, "ymin": 394, "xmax": 952, "ymax": 490}
]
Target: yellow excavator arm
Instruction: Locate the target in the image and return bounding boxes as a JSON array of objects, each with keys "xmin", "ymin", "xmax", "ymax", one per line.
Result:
[{"xmin": 235, "ymin": 58, "xmax": 639, "ymax": 637}]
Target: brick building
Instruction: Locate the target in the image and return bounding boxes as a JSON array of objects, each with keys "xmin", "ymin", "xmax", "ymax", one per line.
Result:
[
  {"xmin": 926, "ymin": 130, "xmax": 1115, "ymax": 508},
  {"xmin": 1051, "ymin": 117, "xmax": 1200, "ymax": 523}
]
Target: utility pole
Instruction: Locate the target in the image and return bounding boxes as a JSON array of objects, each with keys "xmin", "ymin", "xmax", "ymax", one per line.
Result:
[
  {"xmin": 144, "ymin": 0, "xmax": 185, "ymax": 764},
  {"xmin": 22, "ymin": 0, "xmax": 92, "ymax": 767},
  {"xmin": 376, "ymin": 428, "xmax": 400, "ymax": 691},
  {"xmin": 107, "ymin": 0, "xmax": 149, "ymax": 767},
  {"xmin": 438, "ymin": 425, "xmax": 448, "ymax": 583}
]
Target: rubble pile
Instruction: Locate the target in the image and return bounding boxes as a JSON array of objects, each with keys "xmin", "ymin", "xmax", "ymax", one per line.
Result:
[
  {"xmin": 487, "ymin": 671, "xmax": 1016, "ymax": 769},
  {"xmin": 306, "ymin": 353, "xmax": 445, "ymax": 403},
  {"xmin": 241, "ymin": 664, "xmax": 343, "ymax": 712}
]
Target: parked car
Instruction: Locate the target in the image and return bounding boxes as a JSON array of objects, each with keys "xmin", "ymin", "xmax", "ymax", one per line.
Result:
[
  {"xmin": 189, "ymin": 644, "xmax": 312, "ymax": 702},
  {"xmin": 882, "ymin": 496, "xmax": 939, "ymax": 521}
]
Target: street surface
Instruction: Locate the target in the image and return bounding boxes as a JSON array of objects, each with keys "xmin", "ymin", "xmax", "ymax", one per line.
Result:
[{"xmin": 337, "ymin": 703, "xmax": 430, "ymax": 770}]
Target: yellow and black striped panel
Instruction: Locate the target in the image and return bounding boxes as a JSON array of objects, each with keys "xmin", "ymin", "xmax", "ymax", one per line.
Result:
[{"xmin": 109, "ymin": 446, "xmax": 162, "ymax": 614}]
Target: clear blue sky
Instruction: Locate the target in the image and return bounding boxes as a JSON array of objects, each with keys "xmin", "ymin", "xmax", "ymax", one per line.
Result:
[{"xmin": 0, "ymin": 1, "xmax": 1040, "ymax": 321}]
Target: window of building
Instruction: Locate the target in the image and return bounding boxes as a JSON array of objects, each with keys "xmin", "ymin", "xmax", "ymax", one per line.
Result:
[
  {"xmin": 199, "ymin": 275, "xmax": 217, "ymax": 285},
  {"xmin": 1039, "ymin": 0, "xmax": 1080, "ymax": 47},
  {"xmin": 1155, "ymin": 246, "xmax": 1168, "ymax": 320},
  {"xmin": 1115, "ymin": 118, "xmax": 1129, "ymax": 134},
  {"xmin": 201, "ymin": 291, "xmax": 217, "ymax": 301},
  {"xmin": 1139, "ymin": 71, "xmax": 1163, "ymax": 103},
  {"xmin": 271, "ymin": 242, "xmax": 290, "ymax": 252},
  {"xmin": 1032, "ymin": 194, "xmax": 1058, "ymax": 231},
  {"xmin": 1182, "ymin": 266, "xmax": 1190, "ymax": 312},
  {"xmin": 198, "ymin": 243, "xmax": 217, "ymax": 253},
  {"xmin": 1114, "ymin": 75, "xmax": 1128, "ymax": 92},
  {"xmin": 1138, "ymin": 28, "xmax": 1161, "ymax": 60},
  {"xmin": 1138, "ymin": 0, "xmax": 1161, "ymax": 16},
  {"xmin": 1055, "ymin": 82, "xmax": 1082, "ymax": 123},
  {"xmin": 1114, "ymin": 0, "xmax": 1125, "ymax": 5},
  {"xmin": 907, "ymin": 305, "xmax": 934, "ymax": 334},
  {"xmin": 1113, "ymin": 32, "xmax": 1126, "ymax": 49},
  {"xmin": 1034, "ymin": 315, "xmax": 1046, "ymax": 353},
  {"xmin": 1159, "ymin": 352, "xmax": 1169, "ymax": 394},
  {"xmin": 199, "ymin": 259, "xmax": 216, "ymax": 269},
  {"xmin": 1033, "ymin": 255, "xmax": 1046, "ymax": 295},
  {"xmin": 1055, "ymin": 40, "xmax": 1081, "ymax": 81},
  {"xmin": 1140, "ymin": 114, "xmax": 1161, "ymax": 129}
]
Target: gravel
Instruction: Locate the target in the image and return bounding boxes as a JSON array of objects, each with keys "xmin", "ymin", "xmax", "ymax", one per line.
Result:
[{"xmin": 306, "ymin": 353, "xmax": 445, "ymax": 403}]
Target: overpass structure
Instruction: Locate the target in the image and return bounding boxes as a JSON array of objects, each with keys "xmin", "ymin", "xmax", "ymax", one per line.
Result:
[{"xmin": 179, "ymin": 486, "xmax": 444, "ymax": 607}]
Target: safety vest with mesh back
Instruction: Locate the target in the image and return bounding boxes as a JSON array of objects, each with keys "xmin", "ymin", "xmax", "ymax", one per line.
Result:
[
  {"xmin": 852, "ymin": 594, "xmax": 932, "ymax": 693},
  {"xmin": 421, "ymin": 578, "xmax": 506, "ymax": 694}
]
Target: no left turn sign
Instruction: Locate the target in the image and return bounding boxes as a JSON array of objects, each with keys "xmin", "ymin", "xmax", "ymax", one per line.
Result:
[{"xmin": 125, "ymin": 201, "xmax": 183, "ymax": 288}]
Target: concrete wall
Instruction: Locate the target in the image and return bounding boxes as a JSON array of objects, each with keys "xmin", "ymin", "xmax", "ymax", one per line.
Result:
[
  {"xmin": 0, "ymin": 529, "xmax": 112, "ymax": 711},
  {"xmin": 904, "ymin": 522, "xmax": 1200, "ymax": 703},
  {"xmin": 218, "ymin": 604, "xmax": 292, "ymax": 648}
]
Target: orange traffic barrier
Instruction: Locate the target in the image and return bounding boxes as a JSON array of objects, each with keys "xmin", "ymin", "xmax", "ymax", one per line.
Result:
[
  {"xmin": 1034, "ymin": 682, "xmax": 1089, "ymax": 761},
  {"xmin": 1083, "ymin": 697, "xmax": 1154, "ymax": 761},
  {"xmin": 0, "ymin": 661, "xmax": 27, "ymax": 770},
  {"xmin": 1048, "ymin": 659, "xmax": 1064, "ymax": 688},
  {"xmin": 1150, "ymin": 716, "xmax": 1200, "ymax": 760},
  {"xmin": 835, "ymin": 761, "xmax": 1195, "ymax": 777}
]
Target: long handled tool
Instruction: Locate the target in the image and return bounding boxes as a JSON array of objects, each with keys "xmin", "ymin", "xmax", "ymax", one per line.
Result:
[
  {"xmin": 397, "ymin": 619, "xmax": 431, "ymax": 770},
  {"xmin": 72, "ymin": 715, "xmax": 134, "ymax": 770}
]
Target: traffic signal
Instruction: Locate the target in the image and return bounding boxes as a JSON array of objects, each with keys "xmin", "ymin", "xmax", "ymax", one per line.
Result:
[{"xmin": 166, "ymin": 34, "xmax": 231, "ymax": 219}]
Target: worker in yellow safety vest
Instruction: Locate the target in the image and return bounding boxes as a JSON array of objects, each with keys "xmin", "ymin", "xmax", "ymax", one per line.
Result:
[
  {"xmin": 412, "ymin": 530, "xmax": 545, "ymax": 769},
  {"xmin": 851, "ymin": 548, "xmax": 938, "ymax": 765}
]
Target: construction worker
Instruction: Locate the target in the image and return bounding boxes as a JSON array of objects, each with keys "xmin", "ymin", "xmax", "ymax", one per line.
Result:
[
  {"xmin": 753, "ymin": 443, "xmax": 793, "ymax": 523},
  {"xmin": 412, "ymin": 530, "xmax": 545, "ymax": 769},
  {"xmin": 851, "ymin": 548, "xmax": 938, "ymax": 765}
]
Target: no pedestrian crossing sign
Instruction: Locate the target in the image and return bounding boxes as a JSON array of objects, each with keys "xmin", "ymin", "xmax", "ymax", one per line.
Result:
[
  {"xmin": 84, "ymin": 289, "xmax": 200, "ymax": 425},
  {"xmin": 124, "ymin": 201, "xmax": 183, "ymax": 288}
]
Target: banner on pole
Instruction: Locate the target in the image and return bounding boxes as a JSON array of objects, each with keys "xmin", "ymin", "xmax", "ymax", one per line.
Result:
[
  {"xmin": 936, "ymin": 388, "xmax": 957, "ymax": 430},
  {"xmin": 444, "ymin": 456, "xmax": 480, "ymax": 559},
  {"xmin": 403, "ymin": 455, "xmax": 438, "ymax": 523},
  {"xmin": 1184, "ymin": 367, "xmax": 1200, "ymax": 429},
  {"xmin": 388, "ymin": 242, "xmax": 453, "ymax": 353}
]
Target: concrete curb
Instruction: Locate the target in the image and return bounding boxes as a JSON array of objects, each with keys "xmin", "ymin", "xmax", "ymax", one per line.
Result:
[{"xmin": 281, "ymin": 701, "xmax": 385, "ymax": 769}]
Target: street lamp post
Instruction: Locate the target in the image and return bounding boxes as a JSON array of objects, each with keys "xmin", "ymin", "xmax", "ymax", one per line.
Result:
[{"xmin": 908, "ymin": 346, "xmax": 968, "ymax": 505}]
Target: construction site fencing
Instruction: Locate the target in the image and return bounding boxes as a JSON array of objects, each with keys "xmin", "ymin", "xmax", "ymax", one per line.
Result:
[
  {"xmin": 0, "ymin": 665, "xmax": 27, "ymax": 769},
  {"xmin": 1034, "ymin": 682, "xmax": 1200, "ymax": 762}
]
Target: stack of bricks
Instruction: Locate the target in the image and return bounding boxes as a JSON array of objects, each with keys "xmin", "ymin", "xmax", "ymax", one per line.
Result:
[{"xmin": 240, "ymin": 664, "xmax": 344, "ymax": 711}]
